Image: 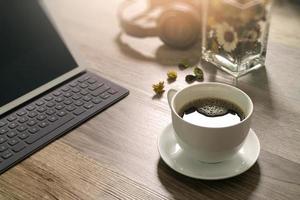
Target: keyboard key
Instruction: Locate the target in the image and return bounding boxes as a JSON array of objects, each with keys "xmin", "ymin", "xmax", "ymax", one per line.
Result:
[
  {"xmin": 0, "ymin": 136, "xmax": 7, "ymax": 144},
  {"xmin": 46, "ymin": 102, "xmax": 56, "ymax": 108},
  {"xmin": 83, "ymin": 96, "xmax": 92, "ymax": 102},
  {"xmin": 0, "ymin": 144, "xmax": 8, "ymax": 152},
  {"xmin": 84, "ymin": 103, "xmax": 94, "ymax": 110},
  {"xmin": 55, "ymin": 97, "xmax": 65, "ymax": 103},
  {"xmin": 55, "ymin": 104, "xmax": 65, "ymax": 110},
  {"xmin": 1, "ymin": 150, "xmax": 13, "ymax": 159},
  {"xmin": 91, "ymin": 86, "xmax": 110, "ymax": 97},
  {"xmin": 8, "ymin": 138, "xmax": 19, "ymax": 146},
  {"xmin": 80, "ymin": 90, "xmax": 89, "ymax": 96},
  {"xmin": 64, "ymin": 92, "xmax": 73, "ymax": 98},
  {"xmin": 53, "ymin": 91, "xmax": 62, "ymax": 96},
  {"xmin": 72, "ymin": 94, "xmax": 81, "ymax": 100},
  {"xmin": 64, "ymin": 100, "xmax": 73, "ymax": 105},
  {"xmin": 48, "ymin": 116, "xmax": 58, "ymax": 122},
  {"xmin": 17, "ymin": 125, "xmax": 27, "ymax": 132},
  {"xmin": 37, "ymin": 107, "xmax": 47, "ymax": 113},
  {"xmin": 18, "ymin": 117, "xmax": 28, "ymax": 123},
  {"xmin": 27, "ymin": 120, "xmax": 37, "ymax": 126},
  {"xmin": 37, "ymin": 114, "xmax": 47, "ymax": 121},
  {"xmin": 66, "ymin": 105, "xmax": 76, "ymax": 112},
  {"xmin": 26, "ymin": 114, "xmax": 74, "ymax": 144},
  {"xmin": 78, "ymin": 76, "xmax": 90, "ymax": 83},
  {"xmin": 46, "ymin": 109, "xmax": 56, "ymax": 116},
  {"xmin": 89, "ymin": 83, "xmax": 104, "ymax": 91},
  {"xmin": 17, "ymin": 110, "xmax": 27, "ymax": 116},
  {"xmin": 73, "ymin": 108, "xmax": 86, "ymax": 116},
  {"xmin": 0, "ymin": 128, "xmax": 8, "ymax": 135},
  {"xmin": 39, "ymin": 122, "xmax": 49, "ymax": 128},
  {"xmin": 0, "ymin": 121, "xmax": 7, "ymax": 127},
  {"xmin": 18, "ymin": 132, "xmax": 29, "ymax": 140},
  {"xmin": 26, "ymin": 105, "xmax": 36, "ymax": 111},
  {"xmin": 28, "ymin": 127, "xmax": 39, "ymax": 134},
  {"xmin": 75, "ymin": 101, "xmax": 84, "ymax": 106},
  {"xmin": 12, "ymin": 142, "xmax": 26, "ymax": 153},
  {"xmin": 7, "ymin": 131, "xmax": 17, "ymax": 138},
  {"xmin": 57, "ymin": 111, "xmax": 67, "ymax": 117},
  {"xmin": 100, "ymin": 93, "xmax": 111, "ymax": 100},
  {"xmin": 69, "ymin": 82, "xmax": 78, "ymax": 87},
  {"xmin": 72, "ymin": 87, "xmax": 81, "ymax": 93},
  {"xmin": 17, "ymin": 111, "xmax": 27, "ymax": 119},
  {"xmin": 61, "ymin": 86, "xmax": 70, "ymax": 92},
  {"xmin": 7, "ymin": 115, "xmax": 17, "ymax": 122},
  {"xmin": 35, "ymin": 100, "xmax": 45, "ymax": 106},
  {"xmin": 28, "ymin": 111, "xmax": 38, "ymax": 118},
  {"xmin": 92, "ymin": 98, "xmax": 102, "ymax": 104},
  {"xmin": 44, "ymin": 96, "xmax": 54, "ymax": 101},
  {"xmin": 8, "ymin": 122, "xmax": 19, "ymax": 129},
  {"xmin": 12, "ymin": 141, "xmax": 26, "ymax": 153},
  {"xmin": 79, "ymin": 83, "xmax": 89, "ymax": 89},
  {"xmin": 87, "ymin": 78, "xmax": 97, "ymax": 84},
  {"xmin": 108, "ymin": 89, "xmax": 118, "ymax": 95}
]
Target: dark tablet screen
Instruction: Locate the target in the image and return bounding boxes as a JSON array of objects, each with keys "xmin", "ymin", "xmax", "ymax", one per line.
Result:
[{"xmin": 0, "ymin": 0, "xmax": 78, "ymax": 108}]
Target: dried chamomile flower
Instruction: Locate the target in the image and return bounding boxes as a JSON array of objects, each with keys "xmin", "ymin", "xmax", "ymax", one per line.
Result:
[
  {"xmin": 178, "ymin": 59, "xmax": 191, "ymax": 69},
  {"xmin": 167, "ymin": 70, "xmax": 177, "ymax": 80},
  {"xmin": 215, "ymin": 22, "xmax": 238, "ymax": 52},
  {"xmin": 194, "ymin": 67, "xmax": 204, "ymax": 81},
  {"xmin": 152, "ymin": 81, "xmax": 165, "ymax": 94},
  {"xmin": 185, "ymin": 75, "xmax": 196, "ymax": 83}
]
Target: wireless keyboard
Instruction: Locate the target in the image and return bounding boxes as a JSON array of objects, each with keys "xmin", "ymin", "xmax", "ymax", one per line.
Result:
[{"xmin": 0, "ymin": 71, "xmax": 129, "ymax": 174}]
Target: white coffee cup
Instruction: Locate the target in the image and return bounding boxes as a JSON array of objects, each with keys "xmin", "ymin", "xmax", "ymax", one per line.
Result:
[{"xmin": 167, "ymin": 82, "xmax": 253, "ymax": 163}]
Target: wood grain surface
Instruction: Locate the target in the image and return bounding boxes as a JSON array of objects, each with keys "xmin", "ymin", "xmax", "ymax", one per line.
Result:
[{"xmin": 1, "ymin": 0, "xmax": 300, "ymax": 199}]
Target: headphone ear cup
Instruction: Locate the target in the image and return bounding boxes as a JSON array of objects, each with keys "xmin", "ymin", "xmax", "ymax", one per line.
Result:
[{"xmin": 157, "ymin": 2, "xmax": 201, "ymax": 49}]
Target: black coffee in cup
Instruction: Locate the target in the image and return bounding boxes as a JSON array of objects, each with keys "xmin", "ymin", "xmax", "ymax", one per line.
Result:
[{"xmin": 179, "ymin": 98, "xmax": 245, "ymax": 127}]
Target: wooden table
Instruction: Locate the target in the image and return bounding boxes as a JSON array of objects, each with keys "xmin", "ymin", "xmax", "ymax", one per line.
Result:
[{"xmin": 1, "ymin": 0, "xmax": 300, "ymax": 199}]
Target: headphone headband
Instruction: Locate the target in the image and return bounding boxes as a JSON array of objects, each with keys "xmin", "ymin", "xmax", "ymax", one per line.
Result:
[{"xmin": 118, "ymin": 0, "xmax": 160, "ymax": 38}]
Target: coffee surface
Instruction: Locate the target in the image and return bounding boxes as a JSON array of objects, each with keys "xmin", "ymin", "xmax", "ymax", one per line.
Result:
[{"xmin": 179, "ymin": 98, "xmax": 245, "ymax": 127}]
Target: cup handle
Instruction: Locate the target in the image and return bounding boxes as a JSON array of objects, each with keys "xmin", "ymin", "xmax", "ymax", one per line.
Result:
[{"xmin": 167, "ymin": 89, "xmax": 177, "ymax": 108}]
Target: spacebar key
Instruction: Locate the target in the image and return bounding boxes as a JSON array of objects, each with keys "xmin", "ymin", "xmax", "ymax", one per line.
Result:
[{"xmin": 25, "ymin": 114, "xmax": 74, "ymax": 144}]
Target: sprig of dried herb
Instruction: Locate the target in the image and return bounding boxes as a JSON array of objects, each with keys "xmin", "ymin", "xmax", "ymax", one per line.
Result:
[
  {"xmin": 178, "ymin": 58, "xmax": 191, "ymax": 69},
  {"xmin": 152, "ymin": 81, "xmax": 165, "ymax": 95},
  {"xmin": 167, "ymin": 70, "xmax": 177, "ymax": 80},
  {"xmin": 185, "ymin": 67, "xmax": 204, "ymax": 84},
  {"xmin": 185, "ymin": 75, "xmax": 197, "ymax": 83},
  {"xmin": 194, "ymin": 67, "xmax": 204, "ymax": 80}
]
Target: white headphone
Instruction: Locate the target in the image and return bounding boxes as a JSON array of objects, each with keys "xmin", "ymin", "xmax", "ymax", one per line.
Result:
[{"xmin": 118, "ymin": 0, "xmax": 202, "ymax": 49}]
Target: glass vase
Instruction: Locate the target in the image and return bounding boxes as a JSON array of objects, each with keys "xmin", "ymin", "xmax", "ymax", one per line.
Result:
[{"xmin": 202, "ymin": 0, "xmax": 273, "ymax": 77}]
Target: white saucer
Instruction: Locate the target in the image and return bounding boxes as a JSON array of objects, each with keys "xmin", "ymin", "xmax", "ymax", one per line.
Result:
[{"xmin": 158, "ymin": 124, "xmax": 260, "ymax": 180}]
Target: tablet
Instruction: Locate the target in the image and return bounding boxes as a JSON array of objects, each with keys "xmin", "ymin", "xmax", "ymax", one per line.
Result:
[{"xmin": 0, "ymin": 0, "xmax": 85, "ymax": 115}]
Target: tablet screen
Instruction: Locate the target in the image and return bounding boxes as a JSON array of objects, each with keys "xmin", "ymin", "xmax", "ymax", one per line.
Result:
[{"xmin": 0, "ymin": 0, "xmax": 78, "ymax": 108}]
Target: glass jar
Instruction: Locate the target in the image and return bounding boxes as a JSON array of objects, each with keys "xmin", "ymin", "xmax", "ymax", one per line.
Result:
[{"xmin": 202, "ymin": 0, "xmax": 273, "ymax": 77}]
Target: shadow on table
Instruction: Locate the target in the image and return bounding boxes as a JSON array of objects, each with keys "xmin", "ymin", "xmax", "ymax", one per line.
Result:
[
  {"xmin": 114, "ymin": 33, "xmax": 201, "ymax": 66},
  {"xmin": 237, "ymin": 66, "xmax": 276, "ymax": 117},
  {"xmin": 157, "ymin": 158, "xmax": 261, "ymax": 200},
  {"xmin": 115, "ymin": 32, "xmax": 219, "ymax": 84}
]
